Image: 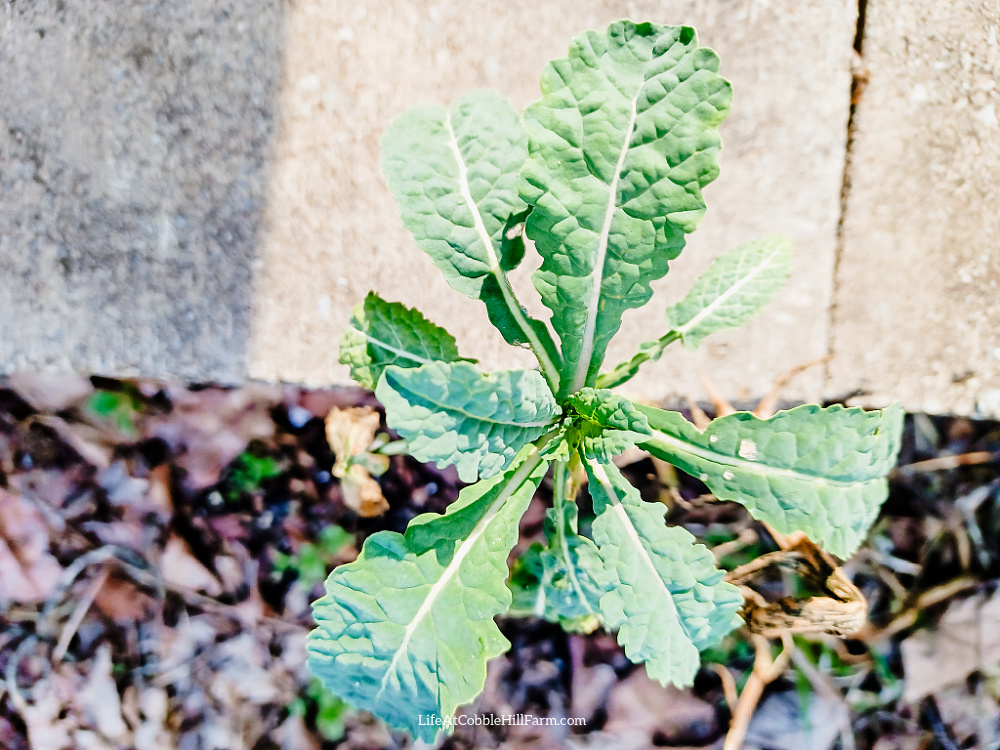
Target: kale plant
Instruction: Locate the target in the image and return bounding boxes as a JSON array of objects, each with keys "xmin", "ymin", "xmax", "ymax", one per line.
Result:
[{"xmin": 307, "ymin": 20, "xmax": 903, "ymax": 740}]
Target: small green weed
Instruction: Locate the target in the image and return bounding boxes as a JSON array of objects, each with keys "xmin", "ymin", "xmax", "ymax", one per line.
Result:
[
  {"xmin": 86, "ymin": 387, "xmax": 143, "ymax": 435},
  {"xmin": 289, "ymin": 677, "xmax": 350, "ymax": 742},
  {"xmin": 273, "ymin": 526, "xmax": 353, "ymax": 590}
]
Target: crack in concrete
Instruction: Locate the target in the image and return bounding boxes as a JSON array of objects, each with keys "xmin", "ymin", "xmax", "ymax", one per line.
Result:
[{"xmin": 826, "ymin": 0, "xmax": 870, "ymax": 398}]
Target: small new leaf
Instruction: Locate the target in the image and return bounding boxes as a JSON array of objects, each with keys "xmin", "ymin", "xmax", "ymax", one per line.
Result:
[
  {"xmin": 568, "ymin": 388, "xmax": 651, "ymax": 461},
  {"xmin": 376, "ymin": 361, "xmax": 560, "ymax": 482},
  {"xmin": 308, "ymin": 451, "xmax": 548, "ymax": 742},
  {"xmin": 339, "ymin": 293, "xmax": 466, "ymax": 390},
  {"xmin": 637, "ymin": 403, "xmax": 904, "ymax": 558},
  {"xmin": 666, "ymin": 235, "xmax": 793, "ymax": 349},
  {"xmin": 586, "ymin": 459, "xmax": 743, "ymax": 686}
]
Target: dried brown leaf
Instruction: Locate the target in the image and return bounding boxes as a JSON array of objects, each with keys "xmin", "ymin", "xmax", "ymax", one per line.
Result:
[
  {"xmin": 727, "ymin": 536, "xmax": 867, "ymax": 638},
  {"xmin": 325, "ymin": 407, "xmax": 388, "ymax": 516},
  {"xmin": 901, "ymin": 590, "xmax": 1000, "ymax": 702},
  {"xmin": 160, "ymin": 535, "xmax": 221, "ymax": 597},
  {"xmin": 8, "ymin": 373, "xmax": 94, "ymax": 413},
  {"xmin": 0, "ymin": 488, "xmax": 63, "ymax": 602},
  {"xmin": 604, "ymin": 669, "xmax": 719, "ymax": 745},
  {"xmin": 325, "ymin": 407, "xmax": 380, "ymax": 474},
  {"xmin": 93, "ymin": 575, "xmax": 155, "ymax": 624},
  {"xmin": 76, "ymin": 644, "xmax": 129, "ymax": 743},
  {"xmin": 341, "ymin": 463, "xmax": 389, "ymax": 517}
]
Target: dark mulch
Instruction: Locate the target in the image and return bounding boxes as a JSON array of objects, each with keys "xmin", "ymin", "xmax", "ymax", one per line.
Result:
[{"xmin": 0, "ymin": 374, "xmax": 998, "ymax": 750}]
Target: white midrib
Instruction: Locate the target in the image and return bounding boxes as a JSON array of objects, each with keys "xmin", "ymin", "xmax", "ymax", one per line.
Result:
[
  {"xmin": 572, "ymin": 96, "xmax": 640, "ymax": 393},
  {"xmin": 376, "ymin": 450, "xmax": 543, "ymax": 699},
  {"xmin": 645, "ymin": 428, "xmax": 862, "ymax": 488},
  {"xmin": 393, "ymin": 376, "xmax": 554, "ymax": 428},
  {"xmin": 444, "ymin": 114, "xmax": 560, "ymax": 391},
  {"xmin": 673, "ymin": 246, "xmax": 785, "ymax": 338},
  {"xmin": 590, "ymin": 461, "xmax": 683, "ymax": 630},
  {"xmin": 350, "ymin": 326, "xmax": 433, "ymax": 365}
]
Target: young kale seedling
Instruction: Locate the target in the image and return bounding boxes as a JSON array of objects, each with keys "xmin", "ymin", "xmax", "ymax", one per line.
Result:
[{"xmin": 308, "ymin": 20, "xmax": 903, "ymax": 740}]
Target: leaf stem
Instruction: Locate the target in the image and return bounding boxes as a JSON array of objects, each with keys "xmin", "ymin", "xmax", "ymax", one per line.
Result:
[
  {"xmin": 552, "ymin": 461, "xmax": 568, "ymax": 531},
  {"xmin": 596, "ymin": 331, "xmax": 680, "ymax": 389}
]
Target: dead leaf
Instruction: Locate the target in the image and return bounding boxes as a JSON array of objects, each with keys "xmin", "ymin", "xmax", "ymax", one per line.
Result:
[
  {"xmin": 97, "ymin": 461, "xmax": 149, "ymax": 507},
  {"xmin": 131, "ymin": 688, "xmax": 173, "ymax": 750},
  {"xmin": 727, "ymin": 535, "xmax": 867, "ymax": 638},
  {"xmin": 566, "ymin": 635, "xmax": 618, "ymax": 724},
  {"xmin": 146, "ymin": 464, "xmax": 174, "ymax": 517},
  {"xmin": 208, "ymin": 633, "xmax": 279, "ymax": 704},
  {"xmin": 275, "ymin": 714, "xmax": 321, "ymax": 750},
  {"xmin": 932, "ymin": 686, "xmax": 995, "ymax": 746},
  {"xmin": 325, "ymin": 407, "xmax": 379, "ymax": 470},
  {"xmin": 144, "ymin": 385, "xmax": 278, "ymax": 489},
  {"xmin": 159, "ymin": 535, "xmax": 221, "ymax": 597},
  {"xmin": 743, "ymin": 690, "xmax": 847, "ymax": 750},
  {"xmin": 603, "ymin": 669, "xmax": 718, "ymax": 745},
  {"xmin": 8, "ymin": 372, "xmax": 94, "ymax": 413},
  {"xmin": 213, "ymin": 554, "xmax": 244, "ymax": 593},
  {"xmin": 11, "ymin": 666, "xmax": 80, "ymax": 750},
  {"xmin": 76, "ymin": 644, "xmax": 129, "ymax": 743},
  {"xmin": 901, "ymin": 591, "xmax": 1000, "ymax": 702},
  {"xmin": 871, "ymin": 736, "xmax": 923, "ymax": 750},
  {"xmin": 0, "ymin": 488, "xmax": 63, "ymax": 602},
  {"xmin": 340, "ymin": 463, "xmax": 389, "ymax": 517},
  {"xmin": 34, "ymin": 415, "xmax": 114, "ymax": 469},
  {"xmin": 155, "ymin": 615, "xmax": 217, "ymax": 691},
  {"xmin": 93, "ymin": 575, "xmax": 154, "ymax": 624},
  {"xmin": 325, "ymin": 407, "xmax": 388, "ymax": 516}
]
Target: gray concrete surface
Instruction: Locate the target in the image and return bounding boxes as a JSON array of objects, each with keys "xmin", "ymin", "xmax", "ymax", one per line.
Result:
[
  {"xmin": 828, "ymin": 0, "xmax": 1000, "ymax": 417},
  {"xmin": 0, "ymin": 0, "xmax": 283, "ymax": 382},
  {"xmin": 3, "ymin": 0, "xmax": 1000, "ymax": 418},
  {"xmin": 249, "ymin": 0, "xmax": 857, "ymax": 409}
]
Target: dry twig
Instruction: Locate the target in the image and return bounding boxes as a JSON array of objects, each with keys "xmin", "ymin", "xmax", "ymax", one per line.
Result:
[
  {"xmin": 723, "ymin": 632, "xmax": 794, "ymax": 750},
  {"xmin": 721, "ymin": 530, "xmax": 866, "ymax": 747},
  {"xmin": 892, "ymin": 451, "xmax": 996, "ymax": 477},
  {"xmin": 53, "ymin": 564, "xmax": 110, "ymax": 661}
]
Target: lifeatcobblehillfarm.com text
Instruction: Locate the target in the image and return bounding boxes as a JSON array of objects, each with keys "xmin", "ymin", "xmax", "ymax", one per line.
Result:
[{"xmin": 418, "ymin": 714, "xmax": 587, "ymax": 731}]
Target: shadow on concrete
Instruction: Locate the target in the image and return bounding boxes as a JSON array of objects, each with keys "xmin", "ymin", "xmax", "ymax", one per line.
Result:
[{"xmin": 0, "ymin": 0, "xmax": 285, "ymax": 383}]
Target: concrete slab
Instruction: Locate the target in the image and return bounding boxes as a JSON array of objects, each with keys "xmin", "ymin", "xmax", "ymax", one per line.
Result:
[
  {"xmin": 249, "ymin": 0, "xmax": 858, "ymax": 407},
  {"xmin": 0, "ymin": 0, "xmax": 283, "ymax": 382},
  {"xmin": 828, "ymin": 0, "xmax": 1000, "ymax": 417},
  {"xmin": 22, "ymin": 0, "xmax": 996, "ymax": 419}
]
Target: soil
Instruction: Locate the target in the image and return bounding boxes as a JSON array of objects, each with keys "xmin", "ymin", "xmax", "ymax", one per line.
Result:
[{"xmin": 1, "ymin": 374, "xmax": 999, "ymax": 750}]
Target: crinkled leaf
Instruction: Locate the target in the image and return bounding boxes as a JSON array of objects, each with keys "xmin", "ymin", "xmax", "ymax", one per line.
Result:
[
  {"xmin": 666, "ymin": 235, "xmax": 793, "ymax": 349},
  {"xmin": 519, "ymin": 21, "xmax": 731, "ymax": 395},
  {"xmin": 569, "ymin": 388, "xmax": 650, "ymax": 433},
  {"xmin": 568, "ymin": 388, "xmax": 651, "ymax": 461},
  {"xmin": 586, "ymin": 459, "xmax": 742, "ymax": 686},
  {"xmin": 637, "ymin": 403, "xmax": 905, "ymax": 558},
  {"xmin": 339, "ymin": 293, "xmax": 466, "ymax": 390},
  {"xmin": 382, "ymin": 91, "xmax": 561, "ymax": 386},
  {"xmin": 540, "ymin": 501, "xmax": 610, "ymax": 631},
  {"xmin": 376, "ymin": 361, "xmax": 559, "ymax": 482},
  {"xmin": 308, "ymin": 451, "xmax": 548, "ymax": 741}
]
